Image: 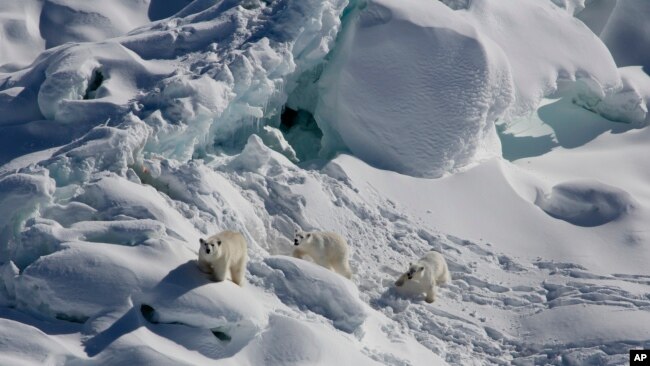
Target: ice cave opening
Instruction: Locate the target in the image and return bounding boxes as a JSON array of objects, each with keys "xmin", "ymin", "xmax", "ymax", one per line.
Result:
[
  {"xmin": 278, "ymin": 106, "xmax": 323, "ymax": 163},
  {"xmin": 83, "ymin": 69, "xmax": 104, "ymax": 100}
]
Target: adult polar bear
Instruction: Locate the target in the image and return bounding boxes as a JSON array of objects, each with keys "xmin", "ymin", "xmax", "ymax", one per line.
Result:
[
  {"xmin": 198, "ymin": 230, "xmax": 248, "ymax": 286},
  {"xmin": 292, "ymin": 230, "xmax": 353, "ymax": 279},
  {"xmin": 395, "ymin": 251, "xmax": 451, "ymax": 303}
]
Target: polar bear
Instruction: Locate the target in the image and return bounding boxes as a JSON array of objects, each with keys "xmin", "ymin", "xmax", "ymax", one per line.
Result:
[
  {"xmin": 292, "ymin": 230, "xmax": 353, "ymax": 279},
  {"xmin": 395, "ymin": 251, "xmax": 451, "ymax": 303},
  {"xmin": 198, "ymin": 230, "xmax": 248, "ymax": 286}
]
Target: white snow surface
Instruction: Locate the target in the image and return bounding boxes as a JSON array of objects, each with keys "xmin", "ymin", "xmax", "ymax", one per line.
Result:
[
  {"xmin": 316, "ymin": 0, "xmax": 514, "ymax": 177},
  {"xmin": 1, "ymin": 0, "xmax": 650, "ymax": 365},
  {"xmin": 314, "ymin": 0, "xmax": 649, "ymax": 177},
  {"xmin": 594, "ymin": 0, "xmax": 650, "ymax": 71}
]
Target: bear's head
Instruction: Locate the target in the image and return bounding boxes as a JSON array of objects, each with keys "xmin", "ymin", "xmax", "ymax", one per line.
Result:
[
  {"xmin": 405, "ymin": 263, "xmax": 425, "ymax": 280},
  {"xmin": 293, "ymin": 230, "xmax": 312, "ymax": 246},
  {"xmin": 199, "ymin": 235, "xmax": 224, "ymax": 257}
]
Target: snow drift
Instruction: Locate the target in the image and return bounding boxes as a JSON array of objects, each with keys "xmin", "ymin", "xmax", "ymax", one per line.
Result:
[
  {"xmin": 262, "ymin": 256, "xmax": 367, "ymax": 333},
  {"xmin": 536, "ymin": 180, "xmax": 637, "ymax": 227},
  {"xmin": 316, "ymin": 0, "xmax": 514, "ymax": 177},
  {"xmin": 2, "ymin": 0, "xmax": 650, "ymax": 364}
]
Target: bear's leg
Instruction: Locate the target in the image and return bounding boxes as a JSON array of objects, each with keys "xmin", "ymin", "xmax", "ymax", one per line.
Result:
[
  {"xmin": 425, "ymin": 284, "xmax": 436, "ymax": 303},
  {"xmin": 198, "ymin": 260, "xmax": 212, "ymax": 274},
  {"xmin": 332, "ymin": 260, "xmax": 353, "ymax": 279},
  {"xmin": 442, "ymin": 268, "xmax": 452, "ymax": 285},
  {"xmin": 313, "ymin": 255, "xmax": 331, "ymax": 270},
  {"xmin": 211, "ymin": 264, "xmax": 228, "ymax": 283},
  {"xmin": 230, "ymin": 262, "xmax": 245, "ymax": 286},
  {"xmin": 395, "ymin": 273, "xmax": 407, "ymax": 287},
  {"xmin": 292, "ymin": 248, "xmax": 306, "ymax": 259}
]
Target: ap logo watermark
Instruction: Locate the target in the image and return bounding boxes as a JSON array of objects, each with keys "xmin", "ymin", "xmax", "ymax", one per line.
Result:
[{"xmin": 630, "ymin": 350, "xmax": 650, "ymax": 365}]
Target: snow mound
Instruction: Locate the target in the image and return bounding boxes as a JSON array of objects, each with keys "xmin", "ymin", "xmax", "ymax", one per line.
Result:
[
  {"xmin": 468, "ymin": 0, "xmax": 650, "ymax": 127},
  {"xmin": 0, "ymin": 0, "xmax": 192, "ymax": 71},
  {"xmin": 225, "ymin": 134, "xmax": 295, "ymax": 175},
  {"xmin": 599, "ymin": 0, "xmax": 650, "ymax": 71},
  {"xmin": 468, "ymin": 0, "xmax": 621, "ymax": 116},
  {"xmin": 0, "ymin": 172, "xmax": 55, "ymax": 260},
  {"xmin": 535, "ymin": 180, "xmax": 636, "ymax": 227},
  {"xmin": 314, "ymin": 0, "xmax": 638, "ymax": 177},
  {"xmin": 0, "ymin": 317, "xmax": 78, "ymax": 365},
  {"xmin": 0, "ymin": 262, "xmax": 18, "ymax": 307},
  {"xmin": 261, "ymin": 256, "xmax": 367, "ymax": 333},
  {"xmin": 45, "ymin": 118, "xmax": 148, "ymax": 184},
  {"xmin": 70, "ymin": 174, "xmax": 199, "ymax": 245},
  {"xmin": 612, "ymin": 66, "xmax": 650, "ymax": 127},
  {"xmin": 139, "ymin": 260, "xmax": 267, "ymax": 335},
  {"xmin": 240, "ymin": 314, "xmax": 381, "ymax": 365},
  {"xmin": 316, "ymin": 0, "xmax": 513, "ymax": 177},
  {"xmin": 4, "ymin": 0, "xmax": 650, "ymax": 363},
  {"xmin": 570, "ymin": 76, "xmax": 649, "ymax": 127},
  {"xmin": 13, "ymin": 242, "xmax": 171, "ymax": 321},
  {"xmin": 0, "ymin": 1, "xmax": 45, "ymax": 71},
  {"xmin": 38, "ymin": 0, "xmax": 151, "ymax": 49}
]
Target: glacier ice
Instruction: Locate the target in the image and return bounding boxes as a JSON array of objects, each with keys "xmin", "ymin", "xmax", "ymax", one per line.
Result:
[
  {"xmin": 468, "ymin": 0, "xmax": 621, "ymax": 116},
  {"xmin": 0, "ymin": 171, "xmax": 55, "ymax": 261},
  {"xmin": 599, "ymin": 0, "xmax": 650, "ymax": 71},
  {"xmin": 1, "ymin": 0, "xmax": 650, "ymax": 364},
  {"xmin": 2, "ymin": 0, "xmax": 642, "ymax": 181},
  {"xmin": 0, "ymin": 0, "xmax": 350, "ymax": 262},
  {"xmin": 1, "ymin": 0, "xmax": 348, "ymax": 162},
  {"xmin": 316, "ymin": 0, "xmax": 514, "ymax": 177}
]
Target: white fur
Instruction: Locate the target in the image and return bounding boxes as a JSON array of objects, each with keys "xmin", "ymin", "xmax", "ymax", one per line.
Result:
[
  {"xmin": 395, "ymin": 251, "xmax": 451, "ymax": 303},
  {"xmin": 292, "ymin": 230, "xmax": 353, "ymax": 279},
  {"xmin": 198, "ymin": 230, "xmax": 248, "ymax": 286}
]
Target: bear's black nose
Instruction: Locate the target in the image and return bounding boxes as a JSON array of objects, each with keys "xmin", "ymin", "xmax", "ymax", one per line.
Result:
[
  {"xmin": 294, "ymin": 239, "xmax": 299, "ymax": 245},
  {"xmin": 206, "ymin": 249, "xmax": 211, "ymax": 254}
]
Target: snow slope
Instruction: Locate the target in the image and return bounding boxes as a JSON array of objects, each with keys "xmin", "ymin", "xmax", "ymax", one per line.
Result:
[
  {"xmin": 0, "ymin": 1, "xmax": 45, "ymax": 71},
  {"xmin": 587, "ymin": 0, "xmax": 650, "ymax": 71},
  {"xmin": 0, "ymin": 0, "xmax": 195, "ymax": 71},
  {"xmin": 2, "ymin": 0, "xmax": 650, "ymax": 365},
  {"xmin": 315, "ymin": 0, "xmax": 513, "ymax": 177}
]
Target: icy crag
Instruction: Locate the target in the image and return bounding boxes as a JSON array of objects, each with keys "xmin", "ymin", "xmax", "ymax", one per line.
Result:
[{"xmin": 2, "ymin": 0, "xmax": 650, "ymax": 365}]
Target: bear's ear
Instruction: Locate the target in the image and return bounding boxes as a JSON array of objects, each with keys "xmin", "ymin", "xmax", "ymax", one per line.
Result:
[{"xmin": 199, "ymin": 238, "xmax": 206, "ymax": 245}]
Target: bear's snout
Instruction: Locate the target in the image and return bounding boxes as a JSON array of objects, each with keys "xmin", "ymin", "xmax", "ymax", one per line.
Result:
[
  {"xmin": 407, "ymin": 269, "xmax": 416, "ymax": 279},
  {"xmin": 294, "ymin": 239, "xmax": 299, "ymax": 245}
]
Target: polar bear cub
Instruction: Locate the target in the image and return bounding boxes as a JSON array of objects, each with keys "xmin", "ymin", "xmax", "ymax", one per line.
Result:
[
  {"xmin": 292, "ymin": 230, "xmax": 353, "ymax": 279},
  {"xmin": 198, "ymin": 230, "xmax": 248, "ymax": 286},
  {"xmin": 395, "ymin": 251, "xmax": 451, "ymax": 303}
]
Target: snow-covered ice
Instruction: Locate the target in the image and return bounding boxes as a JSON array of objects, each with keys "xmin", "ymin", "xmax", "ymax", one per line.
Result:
[
  {"xmin": 316, "ymin": 0, "xmax": 513, "ymax": 177},
  {"xmin": 261, "ymin": 255, "xmax": 366, "ymax": 333},
  {"xmin": 1, "ymin": 0, "xmax": 650, "ymax": 364}
]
